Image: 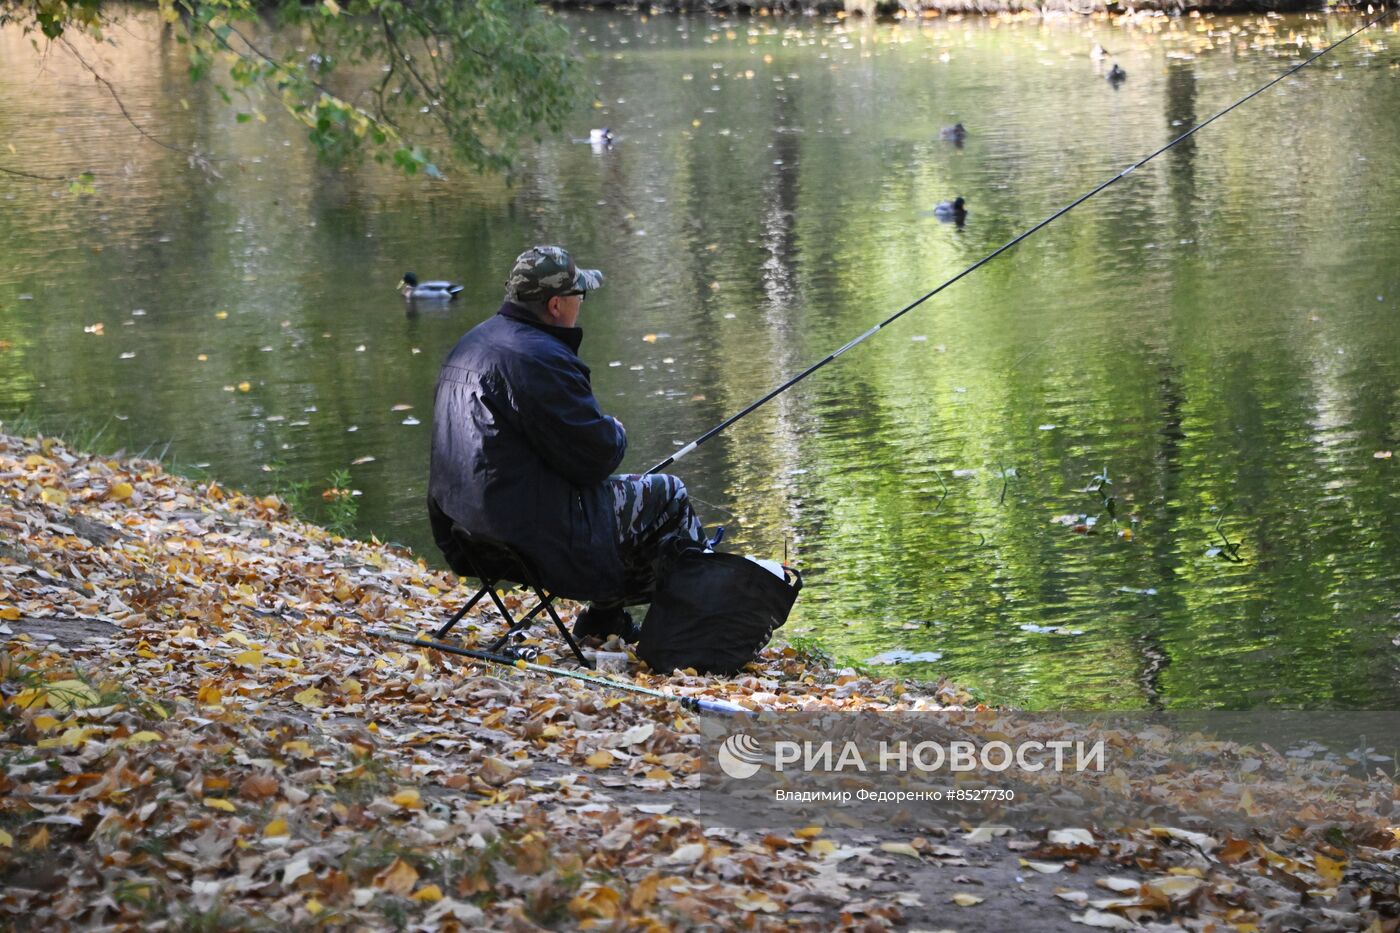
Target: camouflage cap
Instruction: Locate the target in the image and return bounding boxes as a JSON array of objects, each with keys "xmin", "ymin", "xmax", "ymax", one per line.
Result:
[{"xmin": 504, "ymin": 246, "xmax": 604, "ymax": 303}]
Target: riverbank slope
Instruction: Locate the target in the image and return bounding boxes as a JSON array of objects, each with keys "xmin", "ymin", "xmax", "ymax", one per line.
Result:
[{"xmin": 2, "ymin": 430, "xmax": 1396, "ymax": 930}]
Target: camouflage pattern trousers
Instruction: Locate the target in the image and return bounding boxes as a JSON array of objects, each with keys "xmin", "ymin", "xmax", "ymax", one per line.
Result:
[{"xmin": 606, "ymin": 472, "xmax": 705, "ymax": 600}]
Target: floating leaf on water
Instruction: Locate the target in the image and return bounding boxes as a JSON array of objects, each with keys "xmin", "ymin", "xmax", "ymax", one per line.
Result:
[
  {"xmin": 864, "ymin": 649, "xmax": 943, "ymax": 665},
  {"xmin": 350, "ymin": 456, "xmax": 376, "ymax": 465},
  {"xmin": 401, "ymin": 417, "xmax": 420, "ymax": 426},
  {"xmin": 391, "ymin": 404, "xmax": 412, "ymax": 411}
]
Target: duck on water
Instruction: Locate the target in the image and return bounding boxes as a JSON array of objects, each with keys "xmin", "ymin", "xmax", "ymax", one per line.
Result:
[
  {"xmin": 398, "ymin": 272, "xmax": 464, "ymax": 303},
  {"xmin": 933, "ymin": 197, "xmax": 967, "ymax": 223}
]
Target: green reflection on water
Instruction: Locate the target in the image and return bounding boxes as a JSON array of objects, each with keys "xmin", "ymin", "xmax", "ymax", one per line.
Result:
[{"xmin": 2, "ymin": 9, "xmax": 1399, "ymax": 708}]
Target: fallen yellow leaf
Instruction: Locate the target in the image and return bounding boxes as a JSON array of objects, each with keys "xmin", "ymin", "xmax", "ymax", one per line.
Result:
[
  {"xmin": 197, "ymin": 682, "xmax": 223, "ymax": 706},
  {"xmin": 11, "ymin": 687, "xmax": 47, "ymax": 710},
  {"xmin": 0, "ymin": 606, "xmax": 20, "ymax": 621},
  {"xmin": 879, "ymin": 842, "xmax": 921, "ymax": 858},
  {"xmin": 794, "ymin": 826, "xmax": 823, "ymax": 838},
  {"xmin": 411, "ymin": 884, "xmax": 443, "ymax": 903},
  {"xmin": 569, "ymin": 885, "xmax": 621, "ymax": 919},
  {"xmin": 391, "ymin": 788, "xmax": 423, "ymax": 809},
  {"xmin": 293, "ymin": 686, "xmax": 326, "ymax": 708},
  {"xmin": 108, "ymin": 482, "xmax": 134, "ymax": 501},
  {"xmin": 45, "ymin": 680, "xmax": 98, "ymax": 712},
  {"xmin": 373, "ymin": 857, "xmax": 419, "ymax": 896},
  {"xmin": 233, "ymin": 650, "xmax": 264, "ymax": 669},
  {"xmin": 951, "ymin": 893, "xmax": 983, "ymax": 906},
  {"xmin": 1314, "ymin": 852, "xmax": 1346, "ymax": 886},
  {"xmin": 204, "ymin": 797, "xmax": 236, "ymax": 812},
  {"xmin": 264, "ymin": 818, "xmax": 288, "ymax": 837},
  {"xmin": 126, "ymin": 730, "xmax": 163, "ymax": 744},
  {"xmin": 584, "ymin": 750, "xmax": 614, "ymax": 769},
  {"xmin": 0, "ymin": 830, "xmax": 11, "ymax": 847}
]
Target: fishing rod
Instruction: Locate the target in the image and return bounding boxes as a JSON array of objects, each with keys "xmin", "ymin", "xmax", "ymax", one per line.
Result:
[
  {"xmin": 646, "ymin": 6, "xmax": 1395, "ymax": 477},
  {"xmin": 368, "ymin": 627, "xmax": 753, "ymax": 717}
]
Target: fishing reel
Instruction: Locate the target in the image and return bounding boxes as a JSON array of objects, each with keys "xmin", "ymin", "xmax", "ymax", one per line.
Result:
[{"xmin": 500, "ymin": 642, "xmax": 540, "ymax": 662}]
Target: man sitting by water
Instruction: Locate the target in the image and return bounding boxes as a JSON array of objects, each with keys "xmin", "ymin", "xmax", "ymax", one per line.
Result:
[{"xmin": 428, "ymin": 245, "xmax": 706, "ymax": 642}]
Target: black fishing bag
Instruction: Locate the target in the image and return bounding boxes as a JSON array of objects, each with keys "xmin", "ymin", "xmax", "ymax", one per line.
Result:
[{"xmin": 637, "ymin": 546, "xmax": 803, "ymax": 675}]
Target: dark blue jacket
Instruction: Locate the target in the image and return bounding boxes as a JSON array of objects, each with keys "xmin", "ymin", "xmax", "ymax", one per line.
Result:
[{"xmin": 429, "ymin": 303, "xmax": 628, "ymax": 600}]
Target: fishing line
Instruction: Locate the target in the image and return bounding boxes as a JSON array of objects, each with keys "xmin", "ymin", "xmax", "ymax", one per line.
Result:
[{"xmin": 645, "ymin": 7, "xmax": 1395, "ymax": 477}]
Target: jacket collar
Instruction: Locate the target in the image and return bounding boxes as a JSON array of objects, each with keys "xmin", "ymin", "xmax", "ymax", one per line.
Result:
[{"xmin": 498, "ymin": 301, "xmax": 583, "ymax": 354}]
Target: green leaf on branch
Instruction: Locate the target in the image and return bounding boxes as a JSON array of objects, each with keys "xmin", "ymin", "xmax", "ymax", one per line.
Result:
[{"xmin": 5, "ymin": 0, "xmax": 579, "ymax": 176}]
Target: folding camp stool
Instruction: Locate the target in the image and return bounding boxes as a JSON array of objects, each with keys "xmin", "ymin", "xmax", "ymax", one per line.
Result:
[{"xmin": 434, "ymin": 531, "xmax": 592, "ymax": 669}]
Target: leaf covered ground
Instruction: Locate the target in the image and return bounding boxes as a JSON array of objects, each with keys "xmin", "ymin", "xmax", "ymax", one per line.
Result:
[{"xmin": 1, "ymin": 431, "xmax": 1398, "ymax": 931}]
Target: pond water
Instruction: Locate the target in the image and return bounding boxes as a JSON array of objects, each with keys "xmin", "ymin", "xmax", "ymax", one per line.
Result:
[{"xmin": 3, "ymin": 8, "xmax": 1399, "ymax": 709}]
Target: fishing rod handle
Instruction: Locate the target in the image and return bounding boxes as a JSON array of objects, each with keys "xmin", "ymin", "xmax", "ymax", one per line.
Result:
[{"xmin": 687, "ymin": 697, "xmax": 756, "ymax": 717}]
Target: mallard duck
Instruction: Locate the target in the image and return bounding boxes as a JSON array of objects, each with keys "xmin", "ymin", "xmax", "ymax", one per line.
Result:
[
  {"xmin": 933, "ymin": 196, "xmax": 967, "ymax": 221},
  {"xmin": 398, "ymin": 272, "xmax": 463, "ymax": 302},
  {"xmin": 1107, "ymin": 63, "xmax": 1127, "ymax": 83},
  {"xmin": 1090, "ymin": 43, "xmax": 1109, "ymax": 62},
  {"xmin": 939, "ymin": 123, "xmax": 967, "ymax": 141},
  {"xmin": 589, "ymin": 128, "xmax": 615, "ymax": 144}
]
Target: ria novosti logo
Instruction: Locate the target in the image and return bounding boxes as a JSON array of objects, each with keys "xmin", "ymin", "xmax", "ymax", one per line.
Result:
[
  {"xmin": 716, "ymin": 731, "xmax": 1107, "ymax": 779},
  {"xmin": 717, "ymin": 733, "xmax": 765, "ymax": 779}
]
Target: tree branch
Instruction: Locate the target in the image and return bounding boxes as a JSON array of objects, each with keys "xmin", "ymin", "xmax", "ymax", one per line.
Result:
[
  {"xmin": 0, "ymin": 165, "xmax": 68, "ymax": 181},
  {"xmin": 58, "ymin": 37, "xmax": 194, "ymax": 156}
]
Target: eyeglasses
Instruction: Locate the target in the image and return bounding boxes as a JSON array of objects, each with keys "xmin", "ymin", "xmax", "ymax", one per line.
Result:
[{"xmin": 560, "ymin": 290, "xmax": 586, "ymax": 301}]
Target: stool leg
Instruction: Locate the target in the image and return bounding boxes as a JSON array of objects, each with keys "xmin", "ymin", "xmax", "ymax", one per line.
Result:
[
  {"xmin": 481, "ymin": 585, "xmax": 519, "ymax": 651},
  {"xmin": 486, "ymin": 596, "xmax": 548, "ymax": 654},
  {"xmin": 542, "ymin": 599, "xmax": 592, "ymax": 668},
  {"xmin": 435, "ymin": 583, "xmax": 493, "ymax": 639}
]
